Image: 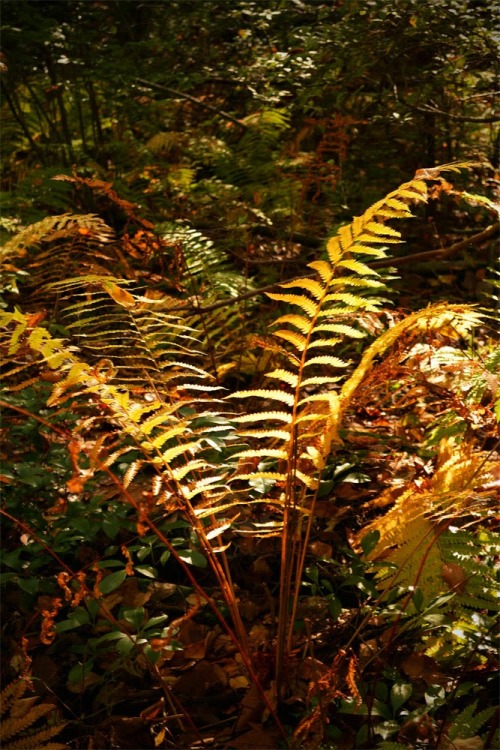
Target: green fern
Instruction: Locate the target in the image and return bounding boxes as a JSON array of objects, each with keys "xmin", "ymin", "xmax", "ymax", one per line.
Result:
[
  {"xmin": 159, "ymin": 223, "xmax": 260, "ymax": 378},
  {"xmin": 216, "ymin": 108, "xmax": 291, "ymax": 211},
  {"xmin": 447, "ymin": 700, "xmax": 496, "ymax": 742}
]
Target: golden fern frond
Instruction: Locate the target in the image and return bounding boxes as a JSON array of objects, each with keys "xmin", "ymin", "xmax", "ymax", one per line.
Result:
[
  {"xmin": 356, "ymin": 440, "xmax": 498, "ymax": 608},
  {"xmin": 0, "ymin": 678, "xmax": 67, "ymax": 750},
  {"xmin": 229, "ymin": 168, "xmax": 468, "ymax": 498},
  {"xmin": 42, "ymin": 275, "xmax": 209, "ymax": 389},
  {"xmin": 0, "ymin": 213, "xmax": 114, "ymax": 261},
  {"xmin": 1, "ymin": 311, "xmax": 229, "ymax": 514}
]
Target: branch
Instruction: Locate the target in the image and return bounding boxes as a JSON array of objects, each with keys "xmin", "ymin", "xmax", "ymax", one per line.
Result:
[
  {"xmin": 135, "ymin": 78, "xmax": 247, "ymax": 130},
  {"xmin": 402, "ymin": 98, "xmax": 500, "ymax": 123},
  {"xmin": 168, "ymin": 222, "xmax": 499, "ymax": 314},
  {"xmin": 370, "ymin": 221, "xmax": 500, "ymax": 268}
]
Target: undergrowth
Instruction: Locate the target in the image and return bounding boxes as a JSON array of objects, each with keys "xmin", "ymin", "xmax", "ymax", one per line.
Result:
[{"xmin": 0, "ymin": 163, "xmax": 498, "ymax": 750}]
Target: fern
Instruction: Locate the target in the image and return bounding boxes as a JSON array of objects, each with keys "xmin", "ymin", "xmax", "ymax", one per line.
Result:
[
  {"xmin": 0, "ymin": 213, "xmax": 114, "ymax": 262},
  {"xmin": 0, "ymin": 677, "xmax": 67, "ymax": 750},
  {"xmin": 45, "ymin": 275, "xmax": 207, "ymax": 388},
  {"xmin": 159, "ymin": 222, "xmax": 260, "ymax": 378},
  {"xmin": 226, "ymin": 162, "xmax": 489, "ymax": 688},
  {"xmin": 216, "ymin": 108, "xmax": 291, "ymax": 215},
  {"xmin": 2, "ymin": 161, "xmax": 493, "ymax": 708},
  {"xmin": 447, "ymin": 701, "xmax": 496, "ymax": 741},
  {"xmin": 0, "ymin": 305, "xmax": 251, "ymax": 653},
  {"xmin": 357, "ymin": 439, "xmax": 498, "ymax": 593}
]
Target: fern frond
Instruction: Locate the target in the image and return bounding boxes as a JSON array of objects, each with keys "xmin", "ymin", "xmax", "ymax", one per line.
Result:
[
  {"xmin": 0, "ymin": 678, "xmax": 67, "ymax": 750},
  {"xmin": 0, "ymin": 213, "xmax": 113, "ymax": 260},
  {"xmin": 237, "ymin": 428, "xmax": 291, "ymax": 440},
  {"xmin": 232, "ymin": 389, "xmax": 296, "ymax": 407},
  {"xmin": 232, "ymin": 410, "xmax": 292, "ymax": 424},
  {"xmin": 273, "ymin": 329, "xmax": 308, "ymax": 350},
  {"xmin": 265, "ymin": 368, "xmax": 300, "ymax": 387},
  {"xmin": 313, "ymin": 322, "xmax": 366, "ymax": 338},
  {"xmin": 267, "ymin": 292, "xmax": 319, "ymax": 317},
  {"xmin": 231, "ymin": 448, "xmax": 289, "ymax": 461},
  {"xmin": 230, "ymin": 169, "xmax": 477, "ymax": 500},
  {"xmin": 302, "ymin": 355, "xmax": 349, "ymax": 369},
  {"xmin": 273, "ymin": 313, "xmax": 312, "ymax": 334},
  {"xmin": 448, "ymin": 701, "xmax": 496, "ymax": 741}
]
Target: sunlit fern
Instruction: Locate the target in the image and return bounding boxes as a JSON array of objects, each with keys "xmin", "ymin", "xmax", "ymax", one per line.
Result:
[
  {"xmin": 225, "ymin": 161, "xmax": 484, "ymax": 688},
  {"xmin": 0, "ymin": 213, "xmax": 114, "ymax": 266},
  {"xmin": 355, "ymin": 437, "xmax": 498, "ymax": 659},
  {"xmin": 0, "ymin": 677, "xmax": 67, "ymax": 750},
  {"xmin": 0, "ymin": 306, "xmax": 249, "ymax": 649},
  {"xmin": 1, "ymin": 161, "xmax": 490, "ymax": 696},
  {"xmin": 159, "ymin": 223, "xmax": 260, "ymax": 379},
  {"xmin": 43, "ymin": 274, "xmax": 204, "ymax": 390}
]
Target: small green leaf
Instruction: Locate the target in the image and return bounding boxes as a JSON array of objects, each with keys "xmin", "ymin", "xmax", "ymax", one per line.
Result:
[
  {"xmin": 68, "ymin": 660, "xmax": 94, "ymax": 683},
  {"xmin": 103, "ymin": 517, "xmax": 121, "ymax": 539},
  {"xmin": 326, "ymin": 594, "xmax": 342, "ymax": 620},
  {"xmin": 114, "ymin": 633, "xmax": 137, "ymax": 654},
  {"xmin": 122, "ymin": 607, "xmax": 145, "ymax": 630},
  {"xmin": 97, "ymin": 559, "xmax": 125, "ymax": 569},
  {"xmin": 145, "ymin": 614, "xmax": 169, "ymax": 629},
  {"xmin": 136, "ymin": 545, "xmax": 152, "ymax": 562},
  {"xmin": 135, "ymin": 565, "xmax": 157, "ymax": 578},
  {"xmin": 177, "ymin": 549, "xmax": 207, "ymax": 567},
  {"xmin": 98, "ymin": 569, "xmax": 127, "ymax": 594},
  {"xmin": 391, "ymin": 682, "xmax": 412, "ymax": 712},
  {"xmin": 361, "ymin": 529, "xmax": 380, "ymax": 556},
  {"xmin": 56, "ymin": 617, "xmax": 87, "ymax": 633},
  {"xmin": 18, "ymin": 577, "xmax": 39, "ymax": 594},
  {"xmin": 143, "ymin": 644, "xmax": 161, "ymax": 664},
  {"xmin": 94, "ymin": 630, "xmax": 126, "ymax": 644},
  {"xmin": 160, "ymin": 549, "xmax": 170, "ymax": 565},
  {"xmin": 411, "ymin": 588, "xmax": 424, "ymax": 611}
]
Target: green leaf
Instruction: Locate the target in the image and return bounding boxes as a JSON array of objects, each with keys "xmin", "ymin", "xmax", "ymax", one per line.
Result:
[
  {"xmin": 122, "ymin": 606, "xmax": 145, "ymax": 630},
  {"xmin": 98, "ymin": 569, "xmax": 127, "ymax": 594},
  {"xmin": 97, "ymin": 559, "xmax": 126, "ymax": 569},
  {"xmin": 136, "ymin": 545, "xmax": 152, "ymax": 562},
  {"xmin": 103, "ymin": 516, "xmax": 121, "ymax": 539},
  {"xmin": 391, "ymin": 682, "xmax": 412, "ymax": 712},
  {"xmin": 94, "ymin": 630, "xmax": 127, "ymax": 645},
  {"xmin": 144, "ymin": 614, "xmax": 169, "ymax": 629},
  {"xmin": 135, "ymin": 565, "xmax": 157, "ymax": 578},
  {"xmin": 361, "ymin": 529, "xmax": 380, "ymax": 555},
  {"xmin": 177, "ymin": 549, "xmax": 207, "ymax": 567},
  {"xmin": 326, "ymin": 594, "xmax": 342, "ymax": 620},
  {"xmin": 411, "ymin": 588, "xmax": 424, "ymax": 611},
  {"xmin": 18, "ymin": 577, "xmax": 39, "ymax": 594},
  {"xmin": 56, "ymin": 613, "xmax": 90, "ymax": 633},
  {"xmin": 68, "ymin": 660, "xmax": 95, "ymax": 683},
  {"xmin": 143, "ymin": 644, "xmax": 162, "ymax": 665},
  {"xmin": 114, "ymin": 633, "xmax": 138, "ymax": 654}
]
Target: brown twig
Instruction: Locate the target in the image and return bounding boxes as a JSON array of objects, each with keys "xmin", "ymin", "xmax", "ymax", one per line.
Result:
[
  {"xmin": 370, "ymin": 220, "xmax": 499, "ymax": 268},
  {"xmin": 168, "ymin": 221, "xmax": 500, "ymax": 314},
  {"xmin": 401, "ymin": 97, "xmax": 500, "ymax": 123},
  {"xmin": 135, "ymin": 78, "xmax": 247, "ymax": 130}
]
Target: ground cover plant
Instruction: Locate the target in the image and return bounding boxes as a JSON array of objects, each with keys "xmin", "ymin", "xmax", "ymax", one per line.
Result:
[
  {"xmin": 1, "ymin": 161, "xmax": 498, "ymax": 750},
  {"xmin": 1, "ymin": 2, "xmax": 499, "ymax": 748}
]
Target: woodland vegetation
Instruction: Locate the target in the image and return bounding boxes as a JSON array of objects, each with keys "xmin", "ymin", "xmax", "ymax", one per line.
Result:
[{"xmin": 0, "ymin": 2, "xmax": 499, "ymax": 749}]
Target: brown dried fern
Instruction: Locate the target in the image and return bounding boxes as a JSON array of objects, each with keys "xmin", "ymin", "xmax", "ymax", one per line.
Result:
[{"xmin": 0, "ymin": 677, "xmax": 68, "ymax": 750}]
